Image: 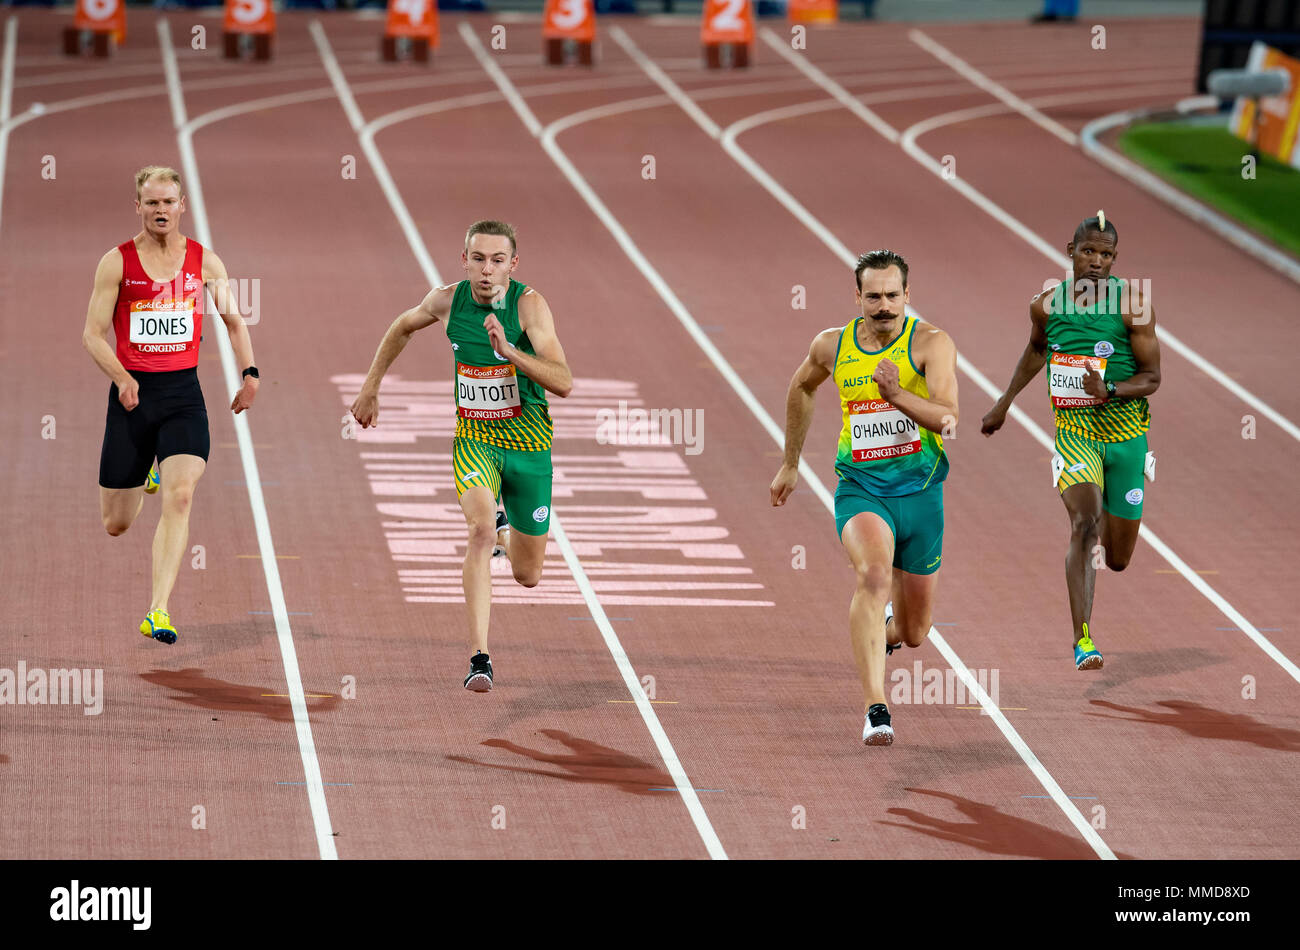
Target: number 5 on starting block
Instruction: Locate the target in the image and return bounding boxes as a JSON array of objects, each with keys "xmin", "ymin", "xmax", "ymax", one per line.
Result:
[{"xmin": 223, "ymin": 0, "xmax": 275, "ymax": 61}]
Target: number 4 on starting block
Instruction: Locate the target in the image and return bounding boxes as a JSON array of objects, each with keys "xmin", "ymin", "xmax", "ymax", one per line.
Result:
[
  {"xmin": 382, "ymin": 0, "xmax": 439, "ymax": 64},
  {"xmin": 223, "ymin": 0, "xmax": 275, "ymax": 61},
  {"xmin": 63, "ymin": 0, "xmax": 125, "ymax": 58},
  {"xmin": 702, "ymin": 0, "xmax": 754, "ymax": 69}
]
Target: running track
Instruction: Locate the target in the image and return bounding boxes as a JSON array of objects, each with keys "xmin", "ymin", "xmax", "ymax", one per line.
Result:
[{"xmin": 2, "ymin": 8, "xmax": 1297, "ymax": 860}]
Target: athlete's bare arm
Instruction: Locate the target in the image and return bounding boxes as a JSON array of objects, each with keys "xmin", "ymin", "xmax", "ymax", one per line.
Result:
[
  {"xmin": 487, "ymin": 288, "xmax": 573, "ymax": 399},
  {"xmin": 1082, "ymin": 287, "xmax": 1161, "ymax": 402},
  {"xmin": 771, "ymin": 327, "xmax": 838, "ymax": 506},
  {"xmin": 81, "ymin": 249, "xmax": 141, "ymax": 411},
  {"xmin": 203, "ymin": 250, "xmax": 259, "ymax": 414},
  {"xmin": 981, "ymin": 290, "xmax": 1051, "ymax": 436},
  {"xmin": 351, "ymin": 284, "xmax": 455, "ymax": 428},
  {"xmin": 875, "ymin": 324, "xmax": 958, "ymax": 434}
]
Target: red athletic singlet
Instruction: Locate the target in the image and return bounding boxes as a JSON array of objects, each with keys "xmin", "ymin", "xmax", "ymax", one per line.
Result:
[{"xmin": 112, "ymin": 238, "xmax": 205, "ymax": 372}]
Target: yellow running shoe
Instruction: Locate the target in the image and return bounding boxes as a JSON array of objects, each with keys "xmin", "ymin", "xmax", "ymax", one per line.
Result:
[
  {"xmin": 1074, "ymin": 623, "xmax": 1103, "ymax": 670},
  {"xmin": 140, "ymin": 609, "xmax": 178, "ymax": 645},
  {"xmin": 143, "ymin": 467, "xmax": 160, "ymax": 495}
]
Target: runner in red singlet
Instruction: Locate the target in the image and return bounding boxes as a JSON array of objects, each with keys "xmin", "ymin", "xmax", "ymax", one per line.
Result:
[{"xmin": 82, "ymin": 166, "xmax": 261, "ymax": 644}]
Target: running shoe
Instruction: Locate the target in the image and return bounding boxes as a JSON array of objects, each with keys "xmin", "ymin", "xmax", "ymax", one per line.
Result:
[
  {"xmin": 491, "ymin": 509, "xmax": 509, "ymax": 559},
  {"xmin": 143, "ymin": 466, "xmax": 160, "ymax": 495},
  {"xmin": 140, "ymin": 608, "xmax": 178, "ymax": 645},
  {"xmin": 1075, "ymin": 625, "xmax": 1103, "ymax": 670},
  {"xmin": 464, "ymin": 651, "xmax": 493, "ymax": 692},
  {"xmin": 885, "ymin": 600, "xmax": 901, "ymax": 656},
  {"xmin": 863, "ymin": 703, "xmax": 894, "ymax": 746}
]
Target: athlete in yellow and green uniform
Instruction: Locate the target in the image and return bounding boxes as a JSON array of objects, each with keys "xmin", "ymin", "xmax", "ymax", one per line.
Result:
[
  {"xmin": 982, "ymin": 212, "xmax": 1162, "ymax": 670},
  {"xmin": 772, "ymin": 250, "xmax": 960, "ymax": 746},
  {"xmin": 350, "ymin": 221, "xmax": 573, "ymax": 692}
]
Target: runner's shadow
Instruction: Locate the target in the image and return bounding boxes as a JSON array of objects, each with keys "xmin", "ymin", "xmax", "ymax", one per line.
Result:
[
  {"xmin": 139, "ymin": 668, "xmax": 341, "ymax": 723},
  {"xmin": 447, "ymin": 728, "xmax": 673, "ymax": 796},
  {"xmin": 1082, "ymin": 647, "xmax": 1223, "ymax": 697},
  {"xmin": 878, "ymin": 788, "xmax": 1130, "ymax": 859},
  {"xmin": 1086, "ymin": 700, "xmax": 1300, "ymax": 751}
]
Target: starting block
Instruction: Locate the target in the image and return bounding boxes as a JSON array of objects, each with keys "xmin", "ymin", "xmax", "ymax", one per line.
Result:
[
  {"xmin": 382, "ymin": 0, "xmax": 439, "ymax": 63},
  {"xmin": 63, "ymin": 0, "xmax": 125, "ymax": 58},
  {"xmin": 702, "ymin": 0, "xmax": 754, "ymax": 69},
  {"xmin": 788, "ymin": 0, "xmax": 838, "ymax": 23},
  {"xmin": 223, "ymin": 0, "xmax": 275, "ymax": 62},
  {"xmin": 543, "ymin": 0, "xmax": 595, "ymax": 66}
]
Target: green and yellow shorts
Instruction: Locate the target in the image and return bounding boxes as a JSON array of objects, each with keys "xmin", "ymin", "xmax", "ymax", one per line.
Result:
[
  {"xmin": 1054, "ymin": 427, "xmax": 1147, "ymax": 520},
  {"xmin": 834, "ymin": 477, "xmax": 944, "ymax": 575},
  {"xmin": 452, "ymin": 435, "xmax": 553, "ymax": 536}
]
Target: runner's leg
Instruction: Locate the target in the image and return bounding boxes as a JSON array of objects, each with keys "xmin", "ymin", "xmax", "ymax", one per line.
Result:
[
  {"xmin": 150, "ymin": 454, "xmax": 206, "ymax": 613},
  {"xmin": 841, "ymin": 512, "xmax": 896, "ymax": 710},
  {"xmin": 460, "ymin": 485, "xmax": 499, "ymax": 655},
  {"xmin": 101, "ymin": 486, "xmax": 146, "ymax": 536},
  {"xmin": 1062, "ymin": 481, "xmax": 1104, "ymax": 646},
  {"xmin": 890, "ymin": 568, "xmax": 941, "ymax": 648}
]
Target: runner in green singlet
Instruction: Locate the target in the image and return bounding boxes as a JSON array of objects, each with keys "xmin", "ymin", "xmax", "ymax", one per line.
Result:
[
  {"xmin": 350, "ymin": 221, "xmax": 573, "ymax": 692},
  {"xmin": 981, "ymin": 212, "xmax": 1162, "ymax": 670}
]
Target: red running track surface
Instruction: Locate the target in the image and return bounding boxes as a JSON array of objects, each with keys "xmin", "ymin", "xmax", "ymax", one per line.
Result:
[{"xmin": 1, "ymin": 9, "xmax": 1297, "ymax": 860}]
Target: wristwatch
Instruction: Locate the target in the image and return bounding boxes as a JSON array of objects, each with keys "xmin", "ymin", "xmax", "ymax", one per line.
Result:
[
  {"xmin": 1104, "ymin": 379, "xmax": 1117, "ymax": 399},
  {"xmin": 242, "ymin": 366, "xmax": 260, "ymax": 380}
]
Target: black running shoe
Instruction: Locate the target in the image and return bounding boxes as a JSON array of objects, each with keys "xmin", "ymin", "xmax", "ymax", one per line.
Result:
[
  {"xmin": 863, "ymin": 702, "xmax": 894, "ymax": 746},
  {"xmin": 464, "ymin": 651, "xmax": 493, "ymax": 692},
  {"xmin": 492, "ymin": 510, "xmax": 509, "ymax": 559}
]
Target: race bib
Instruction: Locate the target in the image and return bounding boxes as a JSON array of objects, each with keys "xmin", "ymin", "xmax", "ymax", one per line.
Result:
[
  {"xmin": 457, "ymin": 362, "xmax": 522, "ymax": 420},
  {"xmin": 129, "ymin": 299, "xmax": 195, "ymax": 354},
  {"xmin": 1048, "ymin": 352, "xmax": 1106, "ymax": 408},
  {"xmin": 849, "ymin": 399, "xmax": 921, "ymax": 461}
]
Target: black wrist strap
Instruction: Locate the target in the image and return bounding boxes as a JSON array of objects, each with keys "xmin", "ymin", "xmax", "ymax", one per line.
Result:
[{"xmin": 242, "ymin": 366, "xmax": 259, "ymax": 380}]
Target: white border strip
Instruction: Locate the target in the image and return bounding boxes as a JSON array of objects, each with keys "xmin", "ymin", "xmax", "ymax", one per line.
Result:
[{"xmin": 158, "ymin": 18, "xmax": 339, "ymax": 861}]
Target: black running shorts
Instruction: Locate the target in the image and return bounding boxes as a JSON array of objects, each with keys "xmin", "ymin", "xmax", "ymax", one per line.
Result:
[{"xmin": 98, "ymin": 368, "xmax": 210, "ymax": 489}]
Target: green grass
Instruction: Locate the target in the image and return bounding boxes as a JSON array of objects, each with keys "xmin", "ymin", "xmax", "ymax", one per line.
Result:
[{"xmin": 1116, "ymin": 122, "xmax": 1300, "ymax": 257}]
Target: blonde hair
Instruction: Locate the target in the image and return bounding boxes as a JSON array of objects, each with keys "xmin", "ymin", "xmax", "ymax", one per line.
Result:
[
  {"xmin": 135, "ymin": 165, "xmax": 182, "ymax": 200},
  {"xmin": 464, "ymin": 220, "xmax": 517, "ymax": 255}
]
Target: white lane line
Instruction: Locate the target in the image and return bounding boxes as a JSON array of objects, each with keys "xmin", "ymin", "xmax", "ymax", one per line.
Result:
[
  {"xmin": 455, "ymin": 19, "xmax": 728, "ymax": 861},
  {"xmin": 0, "ymin": 17, "xmax": 17, "ymax": 236},
  {"xmin": 608, "ymin": 27, "xmax": 720, "ymax": 138},
  {"xmin": 310, "ymin": 19, "xmax": 444, "ymax": 288},
  {"xmin": 158, "ymin": 18, "xmax": 339, "ymax": 861},
  {"xmin": 1080, "ymin": 105, "xmax": 1300, "ymax": 288},
  {"xmin": 615, "ymin": 27, "xmax": 1114, "ymax": 862},
  {"xmin": 764, "ymin": 26, "xmax": 1300, "ymax": 448},
  {"xmin": 652, "ymin": 36, "xmax": 1300, "ymax": 686},
  {"xmin": 908, "ymin": 29, "xmax": 1080, "ymax": 146},
  {"xmin": 760, "ymin": 28, "xmax": 899, "ymax": 143}
]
